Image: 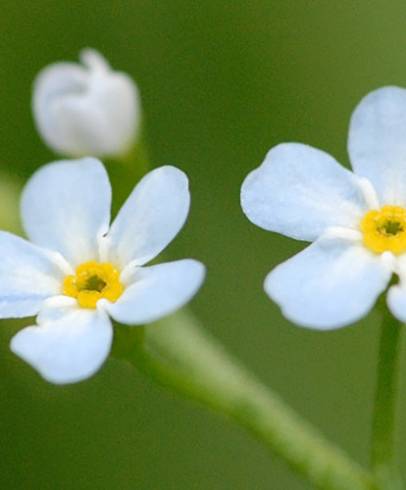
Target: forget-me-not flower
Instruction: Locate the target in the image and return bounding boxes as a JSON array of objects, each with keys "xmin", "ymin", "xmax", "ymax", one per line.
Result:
[
  {"xmin": 6, "ymin": 159, "xmax": 205, "ymax": 383},
  {"xmin": 241, "ymin": 87, "xmax": 406, "ymax": 329}
]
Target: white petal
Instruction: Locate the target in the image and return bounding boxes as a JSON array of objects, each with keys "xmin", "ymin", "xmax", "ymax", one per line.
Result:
[
  {"xmin": 265, "ymin": 236, "xmax": 391, "ymax": 329},
  {"xmin": 104, "ymin": 166, "xmax": 190, "ymax": 267},
  {"xmin": 33, "ymin": 62, "xmax": 88, "ymax": 155},
  {"xmin": 21, "ymin": 158, "xmax": 111, "ymax": 266},
  {"xmin": 102, "ymin": 259, "xmax": 205, "ymax": 325},
  {"xmin": 0, "ymin": 232, "xmax": 64, "ymax": 318},
  {"xmin": 241, "ymin": 143, "xmax": 369, "ymax": 241},
  {"xmin": 387, "ymin": 254, "xmax": 406, "ymax": 322},
  {"xmin": 33, "ymin": 50, "xmax": 140, "ymax": 158},
  {"xmin": 348, "ymin": 86, "xmax": 406, "ymax": 205},
  {"xmin": 11, "ymin": 299, "xmax": 113, "ymax": 384},
  {"xmin": 387, "ymin": 286, "xmax": 406, "ymax": 323}
]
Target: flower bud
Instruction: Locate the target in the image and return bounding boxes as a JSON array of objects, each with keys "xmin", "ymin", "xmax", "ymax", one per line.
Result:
[{"xmin": 32, "ymin": 48, "xmax": 140, "ymax": 158}]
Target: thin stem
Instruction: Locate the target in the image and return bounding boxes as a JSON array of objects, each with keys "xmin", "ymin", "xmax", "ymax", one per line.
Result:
[
  {"xmin": 115, "ymin": 311, "xmax": 375, "ymax": 490},
  {"xmin": 371, "ymin": 304, "xmax": 404, "ymax": 489},
  {"xmin": 106, "ymin": 129, "xmax": 151, "ymax": 215},
  {"xmin": 118, "ymin": 124, "xmax": 150, "ymax": 183}
]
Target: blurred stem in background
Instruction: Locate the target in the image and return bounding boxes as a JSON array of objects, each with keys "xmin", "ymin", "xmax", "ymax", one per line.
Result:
[
  {"xmin": 371, "ymin": 302, "xmax": 404, "ymax": 490},
  {"xmin": 117, "ymin": 127, "xmax": 150, "ymax": 190},
  {"xmin": 0, "ymin": 170, "xmax": 22, "ymax": 234},
  {"xmin": 104, "ymin": 126, "xmax": 151, "ymax": 216}
]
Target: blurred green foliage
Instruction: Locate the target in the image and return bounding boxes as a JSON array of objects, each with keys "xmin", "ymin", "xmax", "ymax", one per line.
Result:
[{"xmin": 1, "ymin": 1, "xmax": 406, "ymax": 489}]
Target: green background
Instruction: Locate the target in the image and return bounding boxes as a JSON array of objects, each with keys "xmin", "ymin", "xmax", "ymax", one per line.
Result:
[{"xmin": 1, "ymin": 1, "xmax": 406, "ymax": 488}]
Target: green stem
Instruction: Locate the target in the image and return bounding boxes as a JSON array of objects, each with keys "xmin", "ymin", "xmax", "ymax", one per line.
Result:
[
  {"xmin": 115, "ymin": 311, "xmax": 375, "ymax": 490},
  {"xmin": 371, "ymin": 305, "xmax": 403, "ymax": 489},
  {"xmin": 106, "ymin": 131, "xmax": 150, "ymax": 214},
  {"xmin": 118, "ymin": 125, "xmax": 150, "ymax": 183}
]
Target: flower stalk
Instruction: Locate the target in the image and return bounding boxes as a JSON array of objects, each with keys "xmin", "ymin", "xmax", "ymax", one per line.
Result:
[
  {"xmin": 104, "ymin": 133, "xmax": 150, "ymax": 215},
  {"xmin": 371, "ymin": 302, "xmax": 404, "ymax": 489},
  {"xmin": 114, "ymin": 311, "xmax": 375, "ymax": 490}
]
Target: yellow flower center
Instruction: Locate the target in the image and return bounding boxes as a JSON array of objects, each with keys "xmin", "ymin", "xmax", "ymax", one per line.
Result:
[
  {"xmin": 361, "ymin": 205, "xmax": 406, "ymax": 255},
  {"xmin": 63, "ymin": 261, "xmax": 124, "ymax": 309}
]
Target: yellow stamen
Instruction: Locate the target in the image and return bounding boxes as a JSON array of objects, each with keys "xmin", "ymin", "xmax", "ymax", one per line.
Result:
[
  {"xmin": 361, "ymin": 205, "xmax": 406, "ymax": 255},
  {"xmin": 63, "ymin": 261, "xmax": 124, "ymax": 309}
]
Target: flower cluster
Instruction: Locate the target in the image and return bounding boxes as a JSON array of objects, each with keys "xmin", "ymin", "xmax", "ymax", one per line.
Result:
[{"xmin": 3, "ymin": 46, "xmax": 406, "ymax": 386}]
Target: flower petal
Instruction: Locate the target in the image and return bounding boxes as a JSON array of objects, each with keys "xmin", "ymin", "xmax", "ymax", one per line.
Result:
[
  {"xmin": 387, "ymin": 255, "xmax": 406, "ymax": 322},
  {"xmin": 21, "ymin": 158, "xmax": 111, "ymax": 266},
  {"xmin": 241, "ymin": 143, "xmax": 369, "ymax": 241},
  {"xmin": 386, "ymin": 285, "xmax": 406, "ymax": 323},
  {"xmin": 105, "ymin": 166, "xmax": 190, "ymax": 267},
  {"xmin": 103, "ymin": 259, "xmax": 205, "ymax": 325},
  {"xmin": 265, "ymin": 236, "xmax": 391, "ymax": 329},
  {"xmin": 10, "ymin": 297, "xmax": 113, "ymax": 384},
  {"xmin": 348, "ymin": 86, "xmax": 406, "ymax": 204},
  {"xmin": 33, "ymin": 62, "xmax": 88, "ymax": 156},
  {"xmin": 0, "ymin": 232, "xmax": 64, "ymax": 318}
]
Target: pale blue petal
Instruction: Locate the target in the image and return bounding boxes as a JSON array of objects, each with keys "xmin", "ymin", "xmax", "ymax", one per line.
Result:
[
  {"xmin": 265, "ymin": 236, "xmax": 391, "ymax": 329},
  {"xmin": 21, "ymin": 158, "xmax": 111, "ymax": 266},
  {"xmin": 103, "ymin": 259, "xmax": 205, "ymax": 325},
  {"xmin": 105, "ymin": 166, "xmax": 190, "ymax": 267},
  {"xmin": 11, "ymin": 298, "xmax": 112, "ymax": 384},
  {"xmin": 349, "ymin": 86, "xmax": 406, "ymax": 205}
]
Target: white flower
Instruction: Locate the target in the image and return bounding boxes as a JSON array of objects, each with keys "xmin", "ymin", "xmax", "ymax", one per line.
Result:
[
  {"xmin": 32, "ymin": 48, "xmax": 140, "ymax": 158},
  {"xmin": 6, "ymin": 158, "xmax": 205, "ymax": 384},
  {"xmin": 241, "ymin": 86, "xmax": 406, "ymax": 330}
]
